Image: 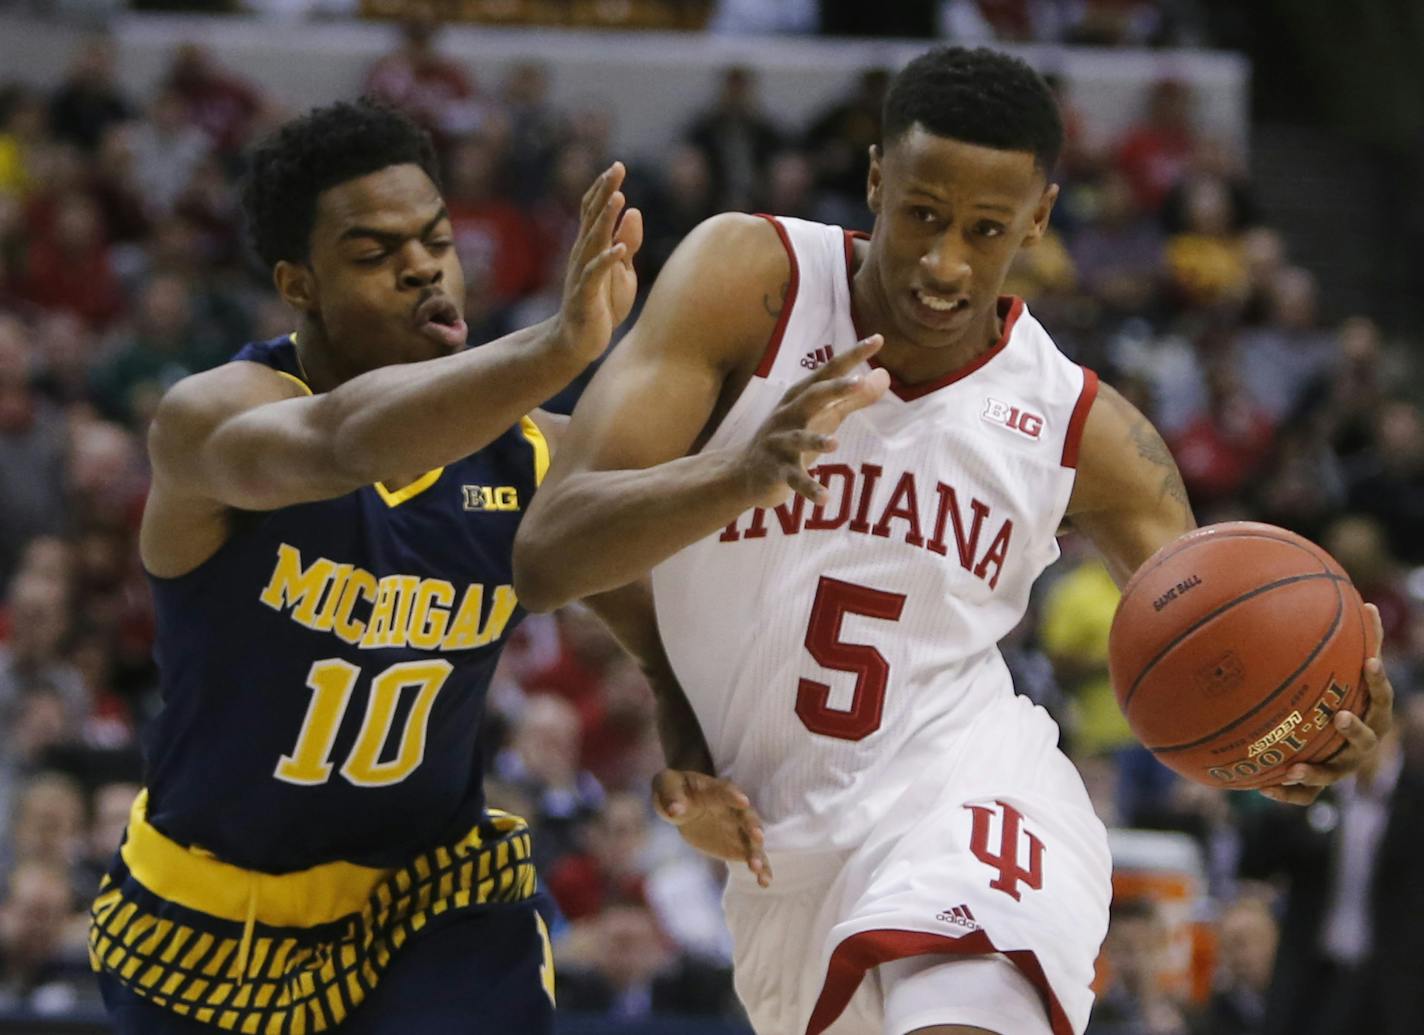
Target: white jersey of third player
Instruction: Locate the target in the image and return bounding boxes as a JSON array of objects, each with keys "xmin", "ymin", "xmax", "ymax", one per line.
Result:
[{"xmin": 652, "ymin": 215, "xmax": 1099, "ymax": 856}]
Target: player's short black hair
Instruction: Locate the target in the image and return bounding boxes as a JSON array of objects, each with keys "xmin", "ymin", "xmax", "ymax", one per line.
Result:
[
  {"xmin": 242, "ymin": 99, "xmax": 440, "ymax": 269},
  {"xmin": 881, "ymin": 46, "xmax": 1063, "ymax": 174}
]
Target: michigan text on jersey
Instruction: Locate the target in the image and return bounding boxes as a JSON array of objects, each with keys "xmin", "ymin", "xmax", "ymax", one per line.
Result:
[{"xmin": 258, "ymin": 543, "xmax": 516, "ymax": 650}]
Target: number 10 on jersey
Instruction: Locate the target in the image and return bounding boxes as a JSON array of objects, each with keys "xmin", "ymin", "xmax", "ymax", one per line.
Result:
[
  {"xmin": 796, "ymin": 576, "xmax": 906, "ymax": 741},
  {"xmin": 276, "ymin": 658, "xmax": 453, "ymax": 787}
]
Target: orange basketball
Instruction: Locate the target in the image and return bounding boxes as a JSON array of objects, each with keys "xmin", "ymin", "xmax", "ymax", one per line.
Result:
[{"xmin": 1108, "ymin": 522, "xmax": 1371, "ymax": 789}]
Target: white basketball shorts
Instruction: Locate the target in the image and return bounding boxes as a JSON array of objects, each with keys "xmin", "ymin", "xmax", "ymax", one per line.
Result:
[{"xmin": 722, "ymin": 695, "xmax": 1112, "ymax": 1035}]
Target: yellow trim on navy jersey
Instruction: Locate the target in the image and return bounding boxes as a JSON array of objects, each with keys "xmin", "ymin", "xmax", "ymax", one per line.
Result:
[
  {"xmin": 286, "ymin": 332, "xmax": 314, "ymax": 382},
  {"xmin": 520, "ymin": 416, "xmax": 550, "ymax": 486},
  {"xmin": 274, "ymin": 370, "xmax": 313, "ymax": 396},
  {"xmin": 121, "ymin": 791, "xmax": 384, "ymax": 927},
  {"xmin": 373, "ymin": 468, "xmax": 445, "ymax": 507},
  {"xmin": 280, "ymin": 334, "xmax": 440, "ymax": 506},
  {"xmin": 276, "ymin": 335, "xmax": 314, "ymax": 395}
]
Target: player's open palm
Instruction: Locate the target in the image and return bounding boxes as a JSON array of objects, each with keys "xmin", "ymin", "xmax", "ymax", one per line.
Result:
[
  {"xmin": 737, "ymin": 335, "xmax": 890, "ymax": 508},
  {"xmin": 653, "ymin": 769, "xmax": 773, "ymax": 888},
  {"xmin": 554, "ymin": 161, "xmax": 644, "ymax": 366}
]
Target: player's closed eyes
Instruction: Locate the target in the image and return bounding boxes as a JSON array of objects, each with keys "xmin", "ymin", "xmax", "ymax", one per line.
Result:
[{"xmin": 353, "ymin": 237, "xmax": 449, "ymax": 265}]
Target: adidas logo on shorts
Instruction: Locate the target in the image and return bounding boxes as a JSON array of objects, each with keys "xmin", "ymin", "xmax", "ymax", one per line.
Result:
[
  {"xmin": 934, "ymin": 904, "xmax": 980, "ymax": 931},
  {"xmin": 801, "ymin": 345, "xmax": 835, "ymax": 369}
]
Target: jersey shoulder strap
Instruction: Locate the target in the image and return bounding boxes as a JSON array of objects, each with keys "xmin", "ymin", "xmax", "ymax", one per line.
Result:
[{"xmin": 752, "ymin": 214, "xmax": 853, "ymax": 384}]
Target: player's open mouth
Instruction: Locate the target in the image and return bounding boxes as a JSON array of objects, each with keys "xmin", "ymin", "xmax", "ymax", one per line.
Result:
[
  {"xmin": 910, "ymin": 288, "xmax": 971, "ymax": 327},
  {"xmin": 413, "ymin": 295, "xmax": 468, "ymax": 349},
  {"xmin": 913, "ymin": 288, "xmax": 969, "ymax": 313}
]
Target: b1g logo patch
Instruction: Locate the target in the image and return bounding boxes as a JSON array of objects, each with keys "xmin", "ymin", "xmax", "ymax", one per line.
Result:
[
  {"xmin": 463, "ymin": 485, "xmax": 520, "ymax": 512},
  {"xmin": 981, "ymin": 398, "xmax": 1044, "ymax": 440}
]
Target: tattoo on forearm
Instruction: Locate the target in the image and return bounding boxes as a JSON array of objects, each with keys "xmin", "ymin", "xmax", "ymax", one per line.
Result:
[
  {"xmin": 763, "ymin": 280, "xmax": 789, "ymax": 319},
  {"xmin": 1129, "ymin": 416, "xmax": 1191, "ymax": 507}
]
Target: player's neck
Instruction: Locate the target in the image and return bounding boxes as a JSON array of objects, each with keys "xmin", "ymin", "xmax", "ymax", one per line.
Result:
[
  {"xmin": 850, "ymin": 255, "xmax": 1003, "ymax": 386},
  {"xmin": 292, "ymin": 320, "xmax": 349, "ymax": 395}
]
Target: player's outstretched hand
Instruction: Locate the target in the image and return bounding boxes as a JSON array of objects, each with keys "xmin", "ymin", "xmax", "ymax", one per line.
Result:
[
  {"xmin": 552, "ymin": 161, "xmax": 644, "ymax": 366},
  {"xmin": 1260, "ymin": 603, "xmax": 1396, "ymax": 806},
  {"xmin": 735, "ymin": 335, "xmax": 890, "ymax": 508},
  {"xmin": 652, "ymin": 769, "xmax": 773, "ymax": 888}
]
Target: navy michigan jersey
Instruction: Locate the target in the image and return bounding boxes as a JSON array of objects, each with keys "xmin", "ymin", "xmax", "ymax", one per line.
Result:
[{"xmin": 141, "ymin": 335, "xmax": 545, "ymax": 872}]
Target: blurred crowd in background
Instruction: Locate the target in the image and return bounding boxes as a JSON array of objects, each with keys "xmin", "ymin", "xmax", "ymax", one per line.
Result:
[
  {"xmin": 1, "ymin": 0, "xmax": 1251, "ymax": 48},
  {"xmin": 1, "ymin": 6, "xmax": 1423, "ymax": 1035}
]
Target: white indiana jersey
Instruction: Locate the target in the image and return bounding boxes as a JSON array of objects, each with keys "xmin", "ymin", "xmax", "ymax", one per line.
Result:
[{"xmin": 652, "ymin": 215, "xmax": 1099, "ymax": 856}]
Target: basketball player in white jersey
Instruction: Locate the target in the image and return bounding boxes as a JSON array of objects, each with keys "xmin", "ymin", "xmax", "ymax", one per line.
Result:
[{"xmin": 514, "ymin": 47, "xmax": 1394, "ymax": 1035}]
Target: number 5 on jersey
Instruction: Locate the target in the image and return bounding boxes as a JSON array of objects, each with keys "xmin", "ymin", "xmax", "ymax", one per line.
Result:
[
  {"xmin": 796, "ymin": 576, "xmax": 906, "ymax": 740},
  {"xmin": 276, "ymin": 658, "xmax": 453, "ymax": 787}
]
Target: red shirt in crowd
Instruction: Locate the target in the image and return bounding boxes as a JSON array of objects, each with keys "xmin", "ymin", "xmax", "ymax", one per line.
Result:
[
  {"xmin": 1172, "ymin": 404, "xmax": 1275, "ymax": 508},
  {"xmin": 448, "ymin": 201, "xmax": 541, "ymax": 304},
  {"xmin": 545, "ymin": 854, "xmax": 646, "ymax": 922},
  {"xmin": 1116, "ymin": 124, "xmax": 1195, "ymax": 212},
  {"xmin": 17, "ymin": 237, "xmax": 124, "ymax": 329}
]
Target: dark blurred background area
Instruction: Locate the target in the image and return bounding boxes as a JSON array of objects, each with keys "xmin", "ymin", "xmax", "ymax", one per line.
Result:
[{"xmin": 0, "ymin": 2, "xmax": 1421, "ymax": 1033}]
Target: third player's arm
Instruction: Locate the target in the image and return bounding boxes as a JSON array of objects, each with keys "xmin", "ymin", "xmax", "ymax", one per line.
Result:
[
  {"xmin": 1065, "ymin": 382, "xmax": 1197, "ymax": 585},
  {"xmin": 580, "ymin": 576, "xmax": 772, "ymax": 883},
  {"xmin": 578, "ymin": 580, "xmax": 714, "ymax": 774},
  {"xmin": 527, "ymin": 409, "xmax": 713, "ymax": 774},
  {"xmin": 515, "ymin": 214, "xmax": 885, "ymax": 612}
]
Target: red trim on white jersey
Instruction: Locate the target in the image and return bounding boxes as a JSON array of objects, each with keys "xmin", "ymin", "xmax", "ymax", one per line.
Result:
[
  {"xmin": 754, "ymin": 214, "xmax": 801, "ymax": 379},
  {"xmin": 1060, "ymin": 367, "xmax": 1099, "ymax": 469},
  {"xmin": 873, "ymin": 297, "xmax": 1023, "ymax": 401},
  {"xmin": 839, "ymin": 231, "xmax": 1026, "ymax": 402},
  {"xmin": 806, "ymin": 927, "xmax": 1072, "ymax": 1035},
  {"xmin": 843, "ymin": 228, "xmax": 864, "ymax": 289}
]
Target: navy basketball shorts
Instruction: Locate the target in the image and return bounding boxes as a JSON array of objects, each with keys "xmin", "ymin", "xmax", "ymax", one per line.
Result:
[{"xmin": 100, "ymin": 896, "xmax": 556, "ymax": 1034}]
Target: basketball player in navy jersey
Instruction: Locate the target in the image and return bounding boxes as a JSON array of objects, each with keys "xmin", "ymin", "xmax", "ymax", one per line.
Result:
[
  {"xmin": 87, "ymin": 99, "xmax": 762, "ymax": 1035},
  {"xmin": 515, "ymin": 48, "xmax": 1396, "ymax": 1035}
]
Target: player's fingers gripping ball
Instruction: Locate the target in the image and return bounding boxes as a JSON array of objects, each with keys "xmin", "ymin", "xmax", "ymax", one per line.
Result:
[{"xmin": 1108, "ymin": 521, "xmax": 1370, "ymax": 790}]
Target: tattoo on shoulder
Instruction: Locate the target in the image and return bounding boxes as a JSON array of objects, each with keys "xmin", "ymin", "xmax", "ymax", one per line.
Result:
[
  {"xmin": 1129, "ymin": 415, "xmax": 1191, "ymax": 508},
  {"xmin": 763, "ymin": 280, "xmax": 788, "ymax": 320}
]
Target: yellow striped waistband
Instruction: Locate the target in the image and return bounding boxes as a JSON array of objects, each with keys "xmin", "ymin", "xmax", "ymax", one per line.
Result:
[{"xmin": 121, "ymin": 790, "xmax": 491, "ymax": 929}]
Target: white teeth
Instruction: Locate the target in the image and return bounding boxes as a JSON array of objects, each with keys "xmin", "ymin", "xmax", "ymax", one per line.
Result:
[{"xmin": 916, "ymin": 290, "xmax": 959, "ymax": 312}]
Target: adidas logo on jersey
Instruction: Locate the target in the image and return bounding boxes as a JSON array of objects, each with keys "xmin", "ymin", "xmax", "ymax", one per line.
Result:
[
  {"xmin": 981, "ymin": 398, "xmax": 1044, "ymax": 440},
  {"xmin": 935, "ymin": 904, "xmax": 980, "ymax": 931},
  {"xmin": 800, "ymin": 345, "xmax": 835, "ymax": 369}
]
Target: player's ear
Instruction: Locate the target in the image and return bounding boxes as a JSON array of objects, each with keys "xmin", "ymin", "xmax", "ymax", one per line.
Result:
[
  {"xmin": 1021, "ymin": 181, "xmax": 1059, "ymax": 248},
  {"xmin": 274, "ymin": 260, "xmax": 317, "ymax": 314},
  {"xmin": 866, "ymin": 144, "xmax": 884, "ymax": 215}
]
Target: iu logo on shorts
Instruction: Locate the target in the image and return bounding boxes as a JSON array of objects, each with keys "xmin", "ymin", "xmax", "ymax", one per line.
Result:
[{"xmin": 966, "ymin": 801, "xmax": 1045, "ymax": 902}]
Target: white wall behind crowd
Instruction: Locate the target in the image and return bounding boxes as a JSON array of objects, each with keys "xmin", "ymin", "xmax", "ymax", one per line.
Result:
[{"xmin": 0, "ymin": 11, "xmax": 1247, "ymax": 163}]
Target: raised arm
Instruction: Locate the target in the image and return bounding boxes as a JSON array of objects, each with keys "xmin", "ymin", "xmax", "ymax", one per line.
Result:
[
  {"xmin": 150, "ymin": 320, "xmax": 576, "ymax": 512},
  {"xmin": 142, "ymin": 165, "xmax": 641, "ymax": 576},
  {"xmin": 514, "ymin": 213, "xmax": 886, "ymax": 611}
]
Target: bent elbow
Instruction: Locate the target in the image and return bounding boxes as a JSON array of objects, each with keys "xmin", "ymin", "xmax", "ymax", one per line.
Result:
[
  {"xmin": 512, "ymin": 531, "xmax": 569, "ymax": 613},
  {"xmin": 330, "ymin": 415, "xmax": 390, "ymax": 488}
]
